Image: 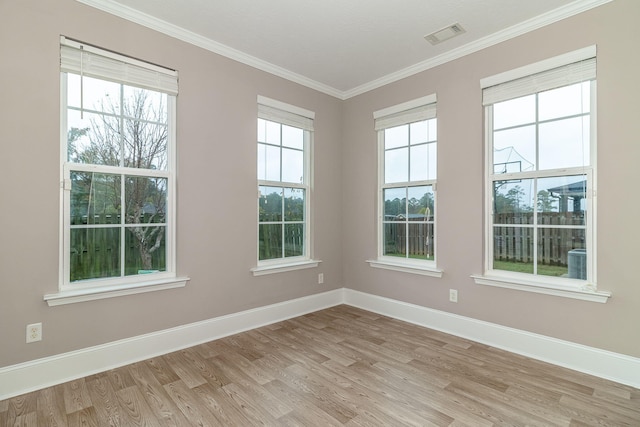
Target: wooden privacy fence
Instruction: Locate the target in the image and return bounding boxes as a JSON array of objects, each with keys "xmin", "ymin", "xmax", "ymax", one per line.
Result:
[
  {"xmin": 493, "ymin": 227, "xmax": 585, "ymax": 266},
  {"xmin": 493, "ymin": 212, "xmax": 585, "ymax": 266},
  {"xmin": 385, "ymin": 223, "xmax": 434, "ymax": 258},
  {"xmin": 386, "ymin": 212, "xmax": 585, "ymax": 266},
  {"xmin": 70, "ymin": 226, "xmax": 166, "ymax": 281},
  {"xmin": 69, "ymin": 213, "xmax": 167, "ymax": 281},
  {"xmin": 259, "ymin": 223, "xmax": 304, "ymax": 259}
]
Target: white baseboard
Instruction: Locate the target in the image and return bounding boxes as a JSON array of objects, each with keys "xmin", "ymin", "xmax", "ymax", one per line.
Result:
[
  {"xmin": 0, "ymin": 289, "xmax": 344, "ymax": 400},
  {"xmin": 2, "ymin": 287, "xmax": 638, "ymax": 400},
  {"xmin": 343, "ymin": 288, "xmax": 640, "ymax": 389}
]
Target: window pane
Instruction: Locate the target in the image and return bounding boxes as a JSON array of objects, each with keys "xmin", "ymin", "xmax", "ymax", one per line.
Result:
[
  {"xmin": 537, "ymin": 175, "xmax": 586, "ymax": 226},
  {"xmin": 537, "ymin": 228, "xmax": 585, "ymax": 278},
  {"xmin": 257, "ymin": 118, "xmax": 267, "ymax": 143},
  {"xmin": 539, "ymin": 82, "xmax": 590, "ymax": 121},
  {"xmin": 123, "ymin": 86, "xmax": 167, "ymax": 124},
  {"xmin": 67, "ymin": 110, "xmax": 121, "ymax": 166},
  {"xmin": 70, "ymin": 172, "xmax": 121, "ymax": 225},
  {"xmin": 383, "ymin": 187, "xmax": 406, "ymax": 219},
  {"xmin": 539, "ymin": 116, "xmax": 590, "ymax": 170},
  {"xmin": 383, "ymin": 223, "xmax": 406, "ymax": 257},
  {"xmin": 259, "ymin": 186, "xmax": 282, "ymax": 222},
  {"xmin": 406, "ymin": 185, "xmax": 434, "ymax": 260},
  {"xmin": 258, "ymin": 143, "xmax": 281, "ymax": 181},
  {"xmin": 385, "ymin": 147, "xmax": 408, "ymax": 183},
  {"xmin": 407, "ymin": 186, "xmax": 434, "ymax": 220},
  {"xmin": 493, "ymin": 179, "xmax": 534, "ymax": 224},
  {"xmin": 265, "ymin": 120, "xmax": 280, "ymax": 145},
  {"xmin": 409, "ymin": 121, "xmax": 428, "ymax": 145},
  {"xmin": 67, "ymin": 110, "xmax": 92, "ymax": 163},
  {"xmin": 427, "ymin": 143, "xmax": 437, "ymax": 180},
  {"xmin": 493, "ymin": 125, "xmax": 536, "ymax": 173},
  {"xmin": 284, "ymin": 223, "xmax": 304, "ymax": 257},
  {"xmin": 121, "ymin": 88, "xmax": 168, "ymax": 169},
  {"xmin": 259, "ymin": 224, "xmax": 282, "ymax": 260},
  {"xmin": 282, "ymin": 148, "xmax": 303, "ymax": 183},
  {"xmin": 282, "ymin": 125, "xmax": 303, "ymax": 149},
  {"xmin": 68, "ymin": 74, "xmax": 121, "ymax": 112},
  {"xmin": 123, "ymin": 119, "xmax": 168, "ymax": 170},
  {"xmin": 125, "ymin": 177, "xmax": 167, "ymax": 224},
  {"xmin": 493, "ymin": 94, "xmax": 535, "ymax": 129},
  {"xmin": 70, "ymin": 227, "xmax": 121, "ymax": 282},
  {"xmin": 407, "ymin": 222, "xmax": 433, "ymax": 260},
  {"xmin": 284, "ymin": 188, "xmax": 304, "ymax": 221},
  {"xmin": 427, "ymin": 118, "xmax": 437, "ymax": 142},
  {"xmin": 385, "ymin": 125, "xmax": 408, "ymax": 149},
  {"xmin": 410, "ymin": 144, "xmax": 427, "ymax": 182},
  {"xmin": 492, "ymin": 226, "xmax": 534, "ymax": 273},
  {"xmin": 125, "ymin": 225, "xmax": 166, "ymax": 275},
  {"xmin": 410, "ymin": 143, "xmax": 436, "ymax": 182},
  {"xmin": 257, "ymin": 143, "xmax": 266, "ymax": 181}
]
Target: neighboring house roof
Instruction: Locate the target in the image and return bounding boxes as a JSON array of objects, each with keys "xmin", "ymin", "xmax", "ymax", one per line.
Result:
[{"xmin": 547, "ymin": 180, "xmax": 586, "ymax": 198}]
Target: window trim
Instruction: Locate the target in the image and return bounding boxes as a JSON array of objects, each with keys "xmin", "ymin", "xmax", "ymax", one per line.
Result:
[
  {"xmin": 368, "ymin": 95, "xmax": 441, "ymax": 276},
  {"xmin": 53, "ymin": 37, "xmax": 187, "ymax": 302},
  {"xmin": 475, "ymin": 46, "xmax": 610, "ymax": 302},
  {"xmin": 44, "ymin": 277, "xmax": 188, "ymax": 307},
  {"xmin": 254, "ymin": 96, "xmax": 320, "ymax": 274},
  {"xmin": 366, "ymin": 258, "xmax": 443, "ymax": 277}
]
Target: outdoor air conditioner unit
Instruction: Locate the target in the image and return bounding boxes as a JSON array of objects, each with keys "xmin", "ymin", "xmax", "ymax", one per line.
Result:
[{"xmin": 568, "ymin": 249, "xmax": 586, "ymax": 280}]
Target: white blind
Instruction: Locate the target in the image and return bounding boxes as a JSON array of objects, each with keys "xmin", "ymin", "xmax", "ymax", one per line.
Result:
[
  {"xmin": 373, "ymin": 94, "xmax": 437, "ymax": 131},
  {"xmin": 60, "ymin": 36, "xmax": 178, "ymax": 95},
  {"xmin": 374, "ymin": 103, "xmax": 436, "ymax": 131},
  {"xmin": 258, "ymin": 96, "xmax": 314, "ymax": 131},
  {"xmin": 482, "ymin": 54, "xmax": 595, "ymax": 106}
]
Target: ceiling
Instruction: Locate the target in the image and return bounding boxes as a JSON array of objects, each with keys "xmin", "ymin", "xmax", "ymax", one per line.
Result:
[{"xmin": 76, "ymin": 0, "xmax": 610, "ymax": 99}]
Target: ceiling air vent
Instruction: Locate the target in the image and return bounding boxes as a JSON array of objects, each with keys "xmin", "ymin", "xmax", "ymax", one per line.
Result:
[{"xmin": 424, "ymin": 23, "xmax": 466, "ymax": 45}]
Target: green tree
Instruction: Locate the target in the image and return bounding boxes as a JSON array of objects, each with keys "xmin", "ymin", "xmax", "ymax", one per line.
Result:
[
  {"xmin": 494, "ymin": 184, "xmax": 531, "ymax": 213},
  {"xmin": 384, "ymin": 197, "xmax": 406, "ymax": 217},
  {"xmin": 537, "ymin": 189, "xmax": 557, "ymax": 212}
]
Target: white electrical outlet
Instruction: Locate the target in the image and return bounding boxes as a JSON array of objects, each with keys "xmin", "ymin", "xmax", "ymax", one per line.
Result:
[
  {"xmin": 318, "ymin": 273, "xmax": 324, "ymax": 284},
  {"xmin": 449, "ymin": 289, "xmax": 458, "ymax": 303},
  {"xmin": 26, "ymin": 323, "xmax": 42, "ymax": 343}
]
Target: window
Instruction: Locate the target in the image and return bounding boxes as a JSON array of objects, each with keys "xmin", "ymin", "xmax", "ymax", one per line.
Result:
[
  {"xmin": 475, "ymin": 46, "xmax": 609, "ymax": 302},
  {"xmin": 368, "ymin": 95, "xmax": 441, "ymax": 277},
  {"xmin": 47, "ymin": 37, "xmax": 186, "ymax": 305},
  {"xmin": 252, "ymin": 96, "xmax": 319, "ymax": 275}
]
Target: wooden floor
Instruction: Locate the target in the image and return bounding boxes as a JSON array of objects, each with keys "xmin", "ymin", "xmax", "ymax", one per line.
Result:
[{"xmin": 1, "ymin": 305, "xmax": 639, "ymax": 426}]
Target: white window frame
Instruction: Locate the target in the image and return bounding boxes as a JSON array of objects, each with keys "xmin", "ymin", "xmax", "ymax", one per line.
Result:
[
  {"xmin": 367, "ymin": 95, "xmax": 442, "ymax": 278},
  {"xmin": 251, "ymin": 96, "xmax": 320, "ymax": 276},
  {"xmin": 473, "ymin": 46, "xmax": 610, "ymax": 303},
  {"xmin": 45, "ymin": 37, "xmax": 188, "ymax": 306}
]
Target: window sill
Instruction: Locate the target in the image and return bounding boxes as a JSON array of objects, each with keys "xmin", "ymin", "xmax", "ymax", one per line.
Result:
[
  {"xmin": 366, "ymin": 259, "xmax": 443, "ymax": 278},
  {"xmin": 471, "ymin": 274, "xmax": 611, "ymax": 303},
  {"xmin": 44, "ymin": 276, "xmax": 190, "ymax": 306},
  {"xmin": 251, "ymin": 259, "xmax": 321, "ymax": 276}
]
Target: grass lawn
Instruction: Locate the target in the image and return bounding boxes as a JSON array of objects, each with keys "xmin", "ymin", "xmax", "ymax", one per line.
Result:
[{"xmin": 493, "ymin": 260, "xmax": 567, "ymax": 276}]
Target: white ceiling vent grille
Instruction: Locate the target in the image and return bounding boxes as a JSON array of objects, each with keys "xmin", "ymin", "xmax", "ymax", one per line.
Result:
[{"xmin": 424, "ymin": 23, "xmax": 466, "ymax": 45}]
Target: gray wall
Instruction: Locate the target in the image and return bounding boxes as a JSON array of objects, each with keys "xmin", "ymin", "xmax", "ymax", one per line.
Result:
[
  {"xmin": 0, "ymin": 0, "xmax": 343, "ymax": 368},
  {"xmin": 342, "ymin": 0, "xmax": 640, "ymax": 358},
  {"xmin": 1, "ymin": 0, "xmax": 638, "ymax": 371}
]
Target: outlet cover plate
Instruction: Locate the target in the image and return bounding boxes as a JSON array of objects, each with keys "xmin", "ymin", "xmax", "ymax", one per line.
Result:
[
  {"xmin": 26, "ymin": 323, "xmax": 42, "ymax": 343},
  {"xmin": 449, "ymin": 289, "xmax": 458, "ymax": 303}
]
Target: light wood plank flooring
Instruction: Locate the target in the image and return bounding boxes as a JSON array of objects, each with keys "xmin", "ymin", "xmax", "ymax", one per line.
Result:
[{"xmin": 2, "ymin": 305, "xmax": 639, "ymax": 426}]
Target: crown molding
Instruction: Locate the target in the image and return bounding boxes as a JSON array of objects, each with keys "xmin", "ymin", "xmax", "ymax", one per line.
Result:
[
  {"xmin": 342, "ymin": 0, "xmax": 613, "ymax": 98},
  {"xmin": 74, "ymin": 0, "xmax": 344, "ymax": 99},
  {"xmin": 76, "ymin": 0, "xmax": 612, "ymax": 100}
]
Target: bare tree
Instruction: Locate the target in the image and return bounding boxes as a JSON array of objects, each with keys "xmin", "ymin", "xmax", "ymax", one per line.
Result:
[{"xmin": 71, "ymin": 88, "xmax": 168, "ymax": 272}]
